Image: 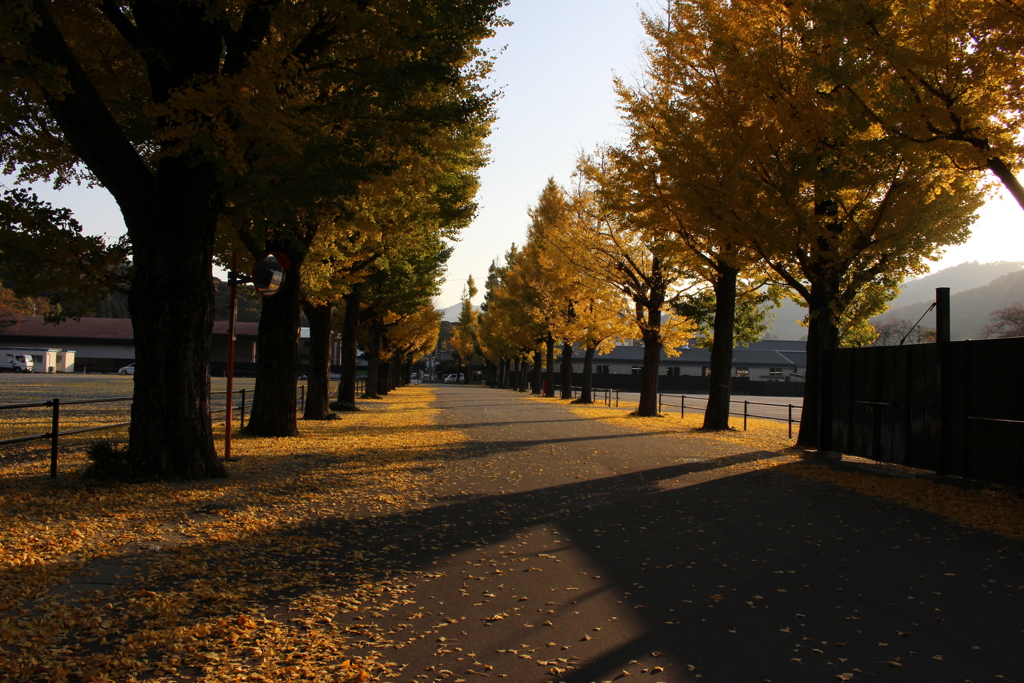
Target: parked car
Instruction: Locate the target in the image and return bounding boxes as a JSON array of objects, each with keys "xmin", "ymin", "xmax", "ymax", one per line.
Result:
[
  {"xmin": 443, "ymin": 373, "xmax": 465, "ymax": 384},
  {"xmin": 119, "ymin": 363, "xmax": 135, "ymax": 375}
]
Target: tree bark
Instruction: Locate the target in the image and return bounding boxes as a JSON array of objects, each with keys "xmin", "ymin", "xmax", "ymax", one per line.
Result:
[
  {"xmin": 377, "ymin": 348, "xmax": 391, "ymax": 395},
  {"xmin": 703, "ymin": 265, "xmax": 739, "ymax": 430},
  {"xmin": 545, "ymin": 334, "xmax": 555, "ymax": 397},
  {"xmin": 636, "ymin": 303, "xmax": 664, "ymax": 417},
  {"xmin": 798, "ymin": 287, "xmax": 840, "ymax": 447},
  {"xmin": 519, "ymin": 356, "xmax": 529, "ymax": 392},
  {"xmin": 302, "ymin": 300, "xmax": 333, "ymax": 420},
  {"xmin": 27, "ymin": 4, "xmax": 225, "ymax": 478},
  {"xmin": 364, "ymin": 317, "xmax": 382, "ymax": 399},
  {"xmin": 574, "ymin": 344, "xmax": 596, "ymax": 404},
  {"xmin": 560, "ymin": 340, "xmax": 573, "ymax": 399},
  {"xmin": 126, "ymin": 159, "xmax": 225, "ymax": 479},
  {"xmin": 334, "ymin": 286, "xmax": 361, "ymax": 410},
  {"xmin": 532, "ymin": 349, "xmax": 543, "ymax": 395},
  {"xmin": 987, "ymin": 157, "xmax": 1024, "ymax": 212},
  {"xmin": 246, "ymin": 248, "xmax": 303, "ymax": 436}
]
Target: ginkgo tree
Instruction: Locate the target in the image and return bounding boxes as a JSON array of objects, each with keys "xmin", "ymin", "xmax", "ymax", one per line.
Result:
[
  {"xmin": 525, "ymin": 178, "xmax": 631, "ymax": 403},
  {"xmin": 811, "ymin": 0, "xmax": 1024, "ymax": 210},
  {"xmin": 649, "ymin": 0, "xmax": 985, "ymax": 445},
  {"xmin": 571, "ymin": 151, "xmax": 695, "ymax": 417},
  {"xmin": 523, "ymin": 179, "xmax": 578, "ymax": 398},
  {"xmin": 449, "ymin": 275, "xmax": 480, "ymax": 383},
  {"xmin": 612, "ymin": 61, "xmax": 772, "ymax": 429},
  {"xmin": 0, "ymin": 0, "xmax": 507, "ymax": 479},
  {"xmin": 477, "ymin": 246, "xmax": 546, "ymax": 392},
  {"xmin": 0, "ymin": 189, "xmax": 130, "ymax": 322}
]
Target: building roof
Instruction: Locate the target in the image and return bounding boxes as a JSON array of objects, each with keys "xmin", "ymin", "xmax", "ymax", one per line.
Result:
[
  {"xmin": 0, "ymin": 316, "xmax": 259, "ymax": 341},
  {"xmin": 580, "ymin": 340, "xmax": 807, "ymax": 368}
]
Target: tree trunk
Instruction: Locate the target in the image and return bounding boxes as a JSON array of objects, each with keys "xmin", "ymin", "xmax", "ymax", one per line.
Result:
[
  {"xmin": 378, "ymin": 350, "xmax": 391, "ymax": 396},
  {"xmin": 545, "ymin": 334, "xmax": 555, "ymax": 397},
  {"xmin": 391, "ymin": 352, "xmax": 401, "ymax": 390},
  {"xmin": 560, "ymin": 340, "xmax": 573, "ymax": 399},
  {"xmin": 334, "ymin": 286, "xmax": 361, "ymax": 411},
  {"xmin": 636, "ymin": 304, "xmax": 663, "ymax": 417},
  {"xmin": 575, "ymin": 345, "xmax": 596, "ymax": 404},
  {"xmin": 126, "ymin": 160, "xmax": 225, "ymax": 479},
  {"xmin": 302, "ymin": 300, "xmax": 333, "ymax": 420},
  {"xmin": 798, "ymin": 289, "xmax": 840, "ymax": 447},
  {"xmin": 245, "ymin": 249, "xmax": 303, "ymax": 437},
  {"xmin": 532, "ymin": 349, "xmax": 543, "ymax": 395},
  {"xmin": 703, "ymin": 265, "xmax": 738, "ymax": 430},
  {"xmin": 520, "ymin": 357, "xmax": 529, "ymax": 392},
  {"xmin": 364, "ymin": 317, "xmax": 382, "ymax": 399},
  {"xmin": 987, "ymin": 157, "xmax": 1024, "ymax": 212},
  {"xmin": 27, "ymin": 0, "xmax": 225, "ymax": 479}
]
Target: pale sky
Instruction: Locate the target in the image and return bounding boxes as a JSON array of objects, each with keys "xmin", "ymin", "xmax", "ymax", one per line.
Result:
[{"xmin": 14, "ymin": 0, "xmax": 1024, "ymax": 309}]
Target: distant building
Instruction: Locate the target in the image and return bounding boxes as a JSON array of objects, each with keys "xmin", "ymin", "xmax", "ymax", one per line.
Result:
[
  {"xmin": 0, "ymin": 346, "xmax": 76, "ymax": 373},
  {"xmin": 590, "ymin": 339, "xmax": 806, "ymax": 382},
  {"xmin": 0, "ymin": 316, "xmax": 261, "ymax": 373}
]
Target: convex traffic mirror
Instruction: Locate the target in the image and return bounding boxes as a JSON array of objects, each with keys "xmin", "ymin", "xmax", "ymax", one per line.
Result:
[{"xmin": 253, "ymin": 253, "xmax": 289, "ymax": 296}]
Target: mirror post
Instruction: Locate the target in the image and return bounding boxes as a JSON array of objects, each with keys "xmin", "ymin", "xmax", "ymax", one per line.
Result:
[{"xmin": 223, "ymin": 252, "xmax": 287, "ymax": 461}]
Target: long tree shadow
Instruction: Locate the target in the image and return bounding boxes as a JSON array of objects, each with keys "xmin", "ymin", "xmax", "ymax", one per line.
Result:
[{"xmin": 17, "ymin": 449, "xmax": 1022, "ymax": 682}]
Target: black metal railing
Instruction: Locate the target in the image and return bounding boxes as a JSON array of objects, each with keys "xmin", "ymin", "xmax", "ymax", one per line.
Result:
[
  {"xmin": 658, "ymin": 393, "xmax": 801, "ymax": 438},
  {"xmin": 0, "ymin": 384, "xmax": 331, "ymax": 479}
]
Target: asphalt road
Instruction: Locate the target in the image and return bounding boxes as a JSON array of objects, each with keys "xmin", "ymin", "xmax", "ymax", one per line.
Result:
[{"xmin": 327, "ymin": 385, "xmax": 1023, "ymax": 683}]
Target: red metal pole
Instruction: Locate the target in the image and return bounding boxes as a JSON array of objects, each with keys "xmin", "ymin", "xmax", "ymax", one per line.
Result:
[{"xmin": 225, "ymin": 253, "xmax": 238, "ymax": 461}]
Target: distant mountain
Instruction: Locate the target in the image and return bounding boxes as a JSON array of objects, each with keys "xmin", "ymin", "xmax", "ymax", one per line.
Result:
[
  {"xmin": 889, "ymin": 261, "xmax": 1024, "ymax": 307},
  {"xmin": 761, "ymin": 261, "xmax": 1024, "ymax": 342},
  {"xmin": 876, "ymin": 268, "xmax": 1024, "ymax": 340},
  {"xmin": 440, "ymin": 302, "xmax": 479, "ymax": 323}
]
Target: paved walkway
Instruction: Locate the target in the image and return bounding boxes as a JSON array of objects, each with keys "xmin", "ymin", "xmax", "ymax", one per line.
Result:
[{"xmin": 325, "ymin": 386, "xmax": 1024, "ymax": 682}]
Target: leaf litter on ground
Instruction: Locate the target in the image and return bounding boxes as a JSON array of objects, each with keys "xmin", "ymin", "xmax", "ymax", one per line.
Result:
[
  {"xmin": 0, "ymin": 386, "xmax": 465, "ymax": 682},
  {"xmin": 559, "ymin": 395, "xmax": 1024, "ymax": 542}
]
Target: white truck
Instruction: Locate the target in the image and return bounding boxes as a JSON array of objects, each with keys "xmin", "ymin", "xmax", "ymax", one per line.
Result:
[{"xmin": 1, "ymin": 351, "xmax": 35, "ymax": 373}]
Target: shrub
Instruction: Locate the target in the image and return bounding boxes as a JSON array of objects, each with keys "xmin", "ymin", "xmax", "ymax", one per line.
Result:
[{"xmin": 82, "ymin": 440, "xmax": 155, "ymax": 482}]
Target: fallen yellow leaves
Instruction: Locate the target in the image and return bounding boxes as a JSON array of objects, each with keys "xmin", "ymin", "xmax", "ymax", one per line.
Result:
[
  {"xmin": 559, "ymin": 398, "xmax": 801, "ymax": 472},
  {"xmin": 791, "ymin": 461, "xmax": 1024, "ymax": 541},
  {"xmin": 556, "ymin": 395, "xmax": 1024, "ymax": 543},
  {"xmin": 0, "ymin": 386, "xmax": 459, "ymax": 682}
]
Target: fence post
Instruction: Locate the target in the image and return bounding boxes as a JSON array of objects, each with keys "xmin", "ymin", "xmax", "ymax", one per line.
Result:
[
  {"xmin": 658, "ymin": 393, "xmax": 663, "ymax": 413},
  {"xmin": 49, "ymin": 398, "xmax": 59, "ymax": 479},
  {"xmin": 240, "ymin": 389, "xmax": 246, "ymax": 428},
  {"xmin": 300, "ymin": 384, "xmax": 305, "ymax": 413},
  {"xmin": 743, "ymin": 400, "xmax": 748, "ymax": 431},
  {"xmin": 788, "ymin": 404, "xmax": 793, "ymax": 439},
  {"xmin": 681, "ymin": 395, "xmax": 685, "ymax": 418},
  {"xmin": 936, "ymin": 287, "xmax": 952, "ymax": 476}
]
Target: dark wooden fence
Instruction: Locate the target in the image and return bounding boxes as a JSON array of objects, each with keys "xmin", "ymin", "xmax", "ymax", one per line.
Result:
[{"xmin": 823, "ymin": 337, "xmax": 1024, "ymax": 487}]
